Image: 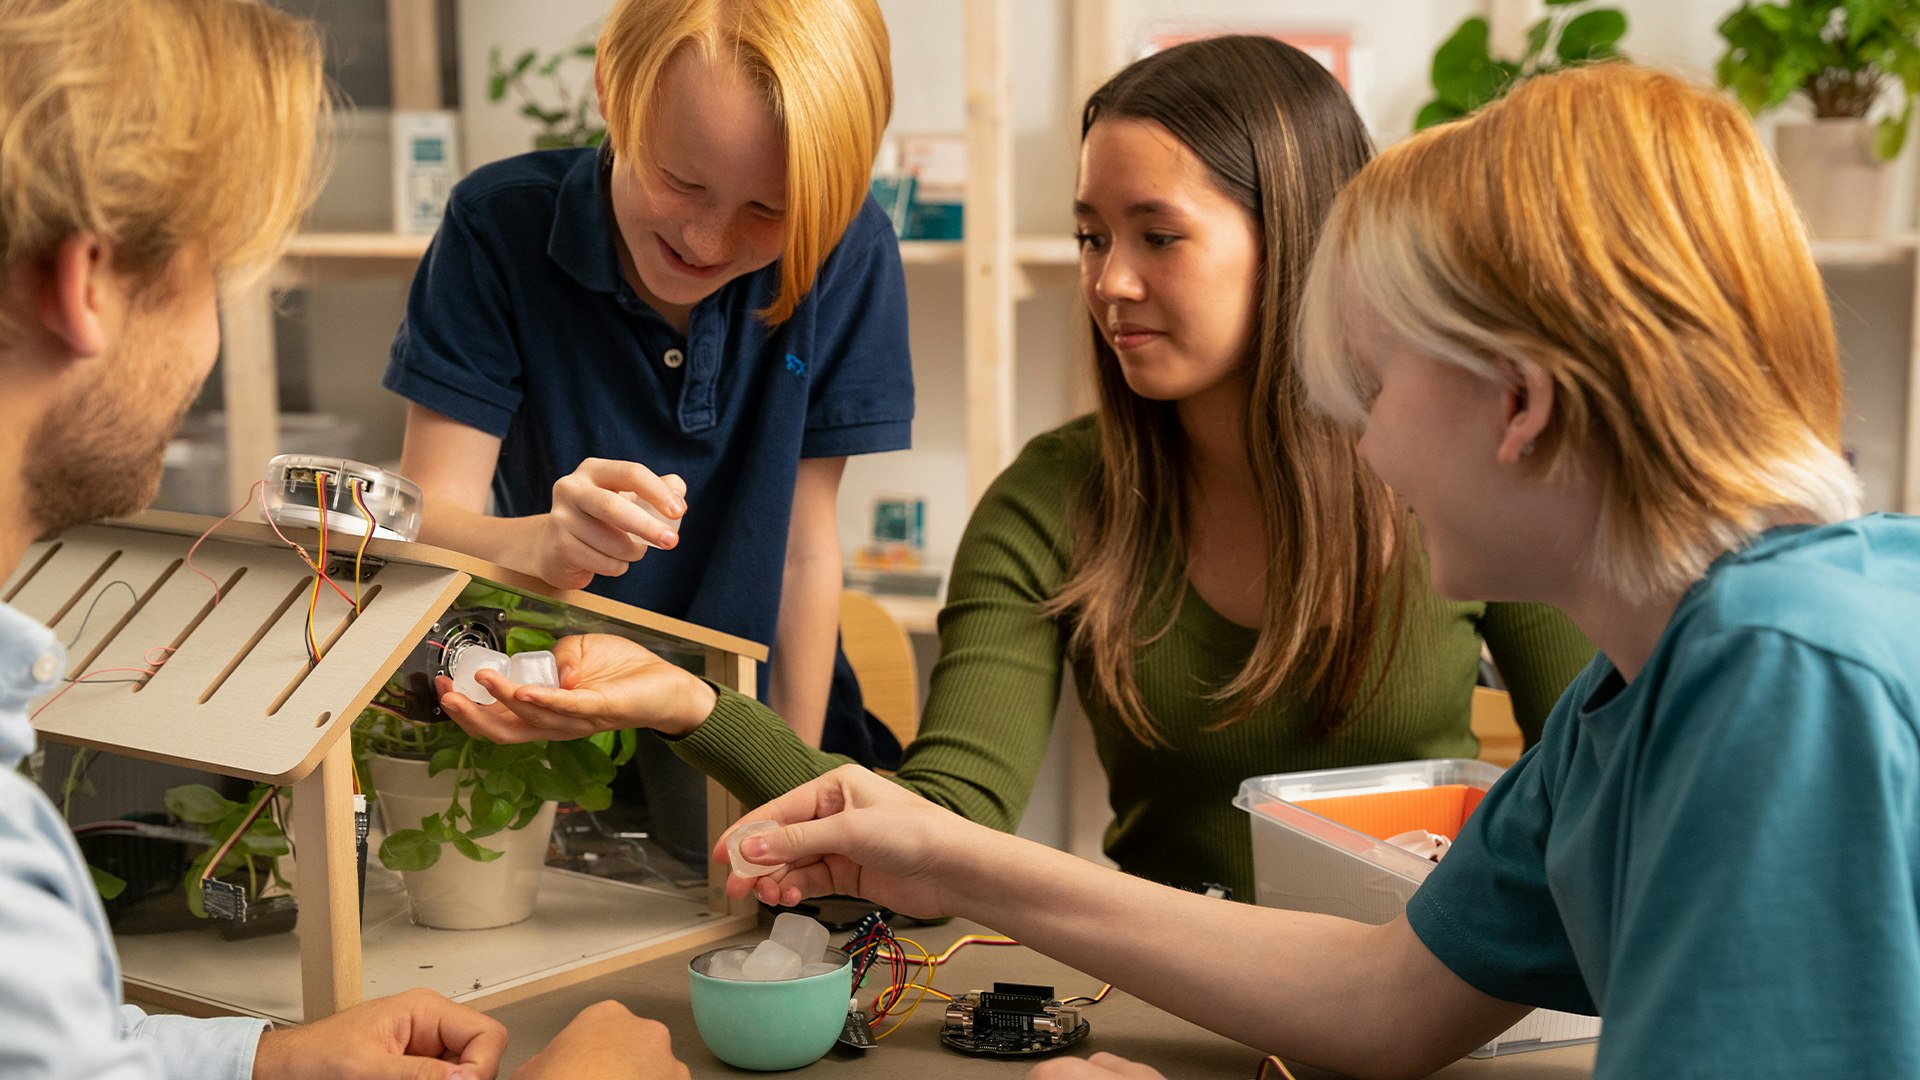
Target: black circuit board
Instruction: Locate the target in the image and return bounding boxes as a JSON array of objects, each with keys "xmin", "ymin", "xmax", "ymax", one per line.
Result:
[{"xmin": 940, "ymin": 983, "xmax": 1090, "ymax": 1057}]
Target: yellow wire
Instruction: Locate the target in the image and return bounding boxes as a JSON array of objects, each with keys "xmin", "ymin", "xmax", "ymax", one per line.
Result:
[
  {"xmin": 931, "ymin": 934, "xmax": 1019, "ymax": 964},
  {"xmin": 872, "ymin": 935, "xmax": 940, "ymax": 1040},
  {"xmin": 307, "ymin": 472, "xmax": 328, "ymax": 663},
  {"xmin": 351, "ymin": 479, "xmax": 374, "ymax": 612},
  {"xmin": 306, "ymin": 572, "xmax": 322, "ymax": 662},
  {"xmin": 1062, "ymin": 982, "xmax": 1112, "ymax": 1006},
  {"xmin": 849, "ymin": 932, "xmax": 1028, "ymax": 1041},
  {"xmin": 1256, "ymin": 1056, "xmax": 1300, "ymax": 1080}
]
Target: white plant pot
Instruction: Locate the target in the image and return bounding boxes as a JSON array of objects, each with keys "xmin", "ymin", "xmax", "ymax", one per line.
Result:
[
  {"xmin": 1775, "ymin": 119, "xmax": 1895, "ymax": 240},
  {"xmin": 366, "ymin": 754, "xmax": 557, "ymax": 930}
]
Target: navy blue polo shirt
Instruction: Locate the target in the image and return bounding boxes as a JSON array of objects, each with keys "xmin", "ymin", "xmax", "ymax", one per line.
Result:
[{"xmin": 384, "ymin": 147, "xmax": 913, "ymax": 724}]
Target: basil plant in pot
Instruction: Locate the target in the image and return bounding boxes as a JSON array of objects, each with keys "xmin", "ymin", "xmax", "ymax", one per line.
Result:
[
  {"xmin": 1717, "ymin": 0, "xmax": 1920, "ymax": 238},
  {"xmin": 353, "ymin": 615, "xmax": 637, "ymax": 930}
]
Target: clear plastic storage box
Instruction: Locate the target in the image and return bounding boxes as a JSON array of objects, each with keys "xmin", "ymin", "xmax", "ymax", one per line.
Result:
[{"xmin": 1233, "ymin": 759, "xmax": 1600, "ymax": 1058}]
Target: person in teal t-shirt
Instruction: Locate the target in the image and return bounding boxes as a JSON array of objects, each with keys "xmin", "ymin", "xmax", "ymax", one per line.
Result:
[{"xmin": 591, "ymin": 65, "xmax": 1916, "ymax": 1080}]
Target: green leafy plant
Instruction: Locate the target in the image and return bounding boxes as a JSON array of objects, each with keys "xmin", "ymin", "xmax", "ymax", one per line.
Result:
[
  {"xmin": 1716, "ymin": 0, "xmax": 1920, "ymax": 159},
  {"xmin": 352, "ymin": 623, "xmax": 639, "ymax": 874},
  {"xmin": 164, "ymin": 783, "xmax": 291, "ymax": 918},
  {"xmin": 487, "ymin": 41, "xmax": 606, "ymax": 150},
  {"xmin": 1415, "ymin": 1, "xmax": 1630, "ymax": 130}
]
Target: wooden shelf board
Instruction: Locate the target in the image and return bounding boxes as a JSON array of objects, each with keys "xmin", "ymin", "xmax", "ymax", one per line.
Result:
[
  {"xmin": 899, "ymin": 235, "xmax": 1081, "ymax": 268},
  {"xmin": 118, "ymin": 867, "xmax": 739, "ymax": 1025},
  {"xmin": 1811, "ymin": 234, "xmax": 1918, "ymax": 268},
  {"xmin": 284, "ymin": 232, "xmax": 431, "ymax": 262}
]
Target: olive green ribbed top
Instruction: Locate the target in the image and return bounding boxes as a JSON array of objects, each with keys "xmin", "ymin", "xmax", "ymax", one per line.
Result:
[{"xmin": 674, "ymin": 416, "xmax": 1594, "ymax": 899}]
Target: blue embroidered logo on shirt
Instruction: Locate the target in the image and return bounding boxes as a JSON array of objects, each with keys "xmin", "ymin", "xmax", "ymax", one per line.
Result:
[{"xmin": 785, "ymin": 353, "xmax": 807, "ymax": 376}]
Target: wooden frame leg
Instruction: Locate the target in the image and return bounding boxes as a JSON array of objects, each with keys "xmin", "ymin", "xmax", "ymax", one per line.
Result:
[
  {"xmin": 702, "ymin": 649, "xmax": 757, "ymax": 918},
  {"xmin": 291, "ymin": 737, "xmax": 363, "ymax": 1020}
]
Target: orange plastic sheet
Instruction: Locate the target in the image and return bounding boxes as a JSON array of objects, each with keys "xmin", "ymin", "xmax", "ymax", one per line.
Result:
[{"xmin": 1294, "ymin": 784, "xmax": 1487, "ymax": 842}]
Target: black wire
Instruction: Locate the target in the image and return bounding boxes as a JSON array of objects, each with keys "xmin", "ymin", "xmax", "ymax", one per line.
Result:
[{"xmin": 63, "ymin": 580, "xmax": 139, "ymax": 649}]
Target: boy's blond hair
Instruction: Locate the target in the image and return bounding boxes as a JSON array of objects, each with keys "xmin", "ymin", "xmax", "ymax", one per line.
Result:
[
  {"xmin": 0, "ymin": 0, "xmax": 326, "ymax": 333},
  {"xmin": 597, "ymin": 0, "xmax": 891, "ymax": 324},
  {"xmin": 1298, "ymin": 64, "xmax": 1861, "ymax": 602}
]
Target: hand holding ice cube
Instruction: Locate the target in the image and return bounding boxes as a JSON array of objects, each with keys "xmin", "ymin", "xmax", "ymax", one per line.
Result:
[
  {"xmin": 448, "ymin": 647, "xmax": 558, "ymax": 706},
  {"xmin": 713, "ymin": 765, "xmax": 1007, "ymax": 919},
  {"xmin": 437, "ymin": 633, "xmax": 719, "ymax": 743},
  {"xmin": 725, "ymin": 820, "xmax": 786, "ymax": 878},
  {"xmin": 531, "ymin": 459, "xmax": 687, "ymax": 591}
]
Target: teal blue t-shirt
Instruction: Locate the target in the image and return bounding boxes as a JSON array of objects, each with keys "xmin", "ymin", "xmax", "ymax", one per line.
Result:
[{"xmin": 1407, "ymin": 515, "xmax": 1920, "ymax": 1077}]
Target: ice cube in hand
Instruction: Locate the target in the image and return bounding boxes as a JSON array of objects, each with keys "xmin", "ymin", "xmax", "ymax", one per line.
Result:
[
  {"xmin": 726, "ymin": 820, "xmax": 785, "ymax": 878},
  {"xmin": 770, "ymin": 913, "xmax": 830, "ymax": 967},
  {"xmin": 741, "ymin": 940, "xmax": 803, "ymax": 981},
  {"xmin": 450, "ymin": 647, "xmax": 509, "ymax": 705},
  {"xmin": 506, "ymin": 649, "xmax": 558, "ymax": 689},
  {"xmin": 706, "ymin": 946, "xmax": 750, "ymax": 981}
]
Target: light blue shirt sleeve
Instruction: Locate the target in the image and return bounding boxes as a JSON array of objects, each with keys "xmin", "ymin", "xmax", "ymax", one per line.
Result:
[
  {"xmin": 119, "ymin": 1006, "xmax": 267, "ymax": 1080},
  {"xmin": 0, "ymin": 770, "xmax": 266, "ymax": 1080},
  {"xmin": 0, "ymin": 596, "xmax": 268, "ymax": 1080}
]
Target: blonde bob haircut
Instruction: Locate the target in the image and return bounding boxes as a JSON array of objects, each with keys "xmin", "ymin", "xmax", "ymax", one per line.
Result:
[
  {"xmin": 0, "ymin": 0, "xmax": 326, "ymax": 335},
  {"xmin": 1298, "ymin": 64, "xmax": 1861, "ymax": 603},
  {"xmin": 597, "ymin": 0, "xmax": 892, "ymax": 325}
]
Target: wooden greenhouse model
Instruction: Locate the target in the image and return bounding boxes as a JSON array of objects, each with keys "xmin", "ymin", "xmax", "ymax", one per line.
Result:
[{"xmin": 4, "ymin": 509, "xmax": 761, "ymax": 1023}]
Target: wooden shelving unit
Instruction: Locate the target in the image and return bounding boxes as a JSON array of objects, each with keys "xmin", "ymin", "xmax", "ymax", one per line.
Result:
[
  {"xmin": 214, "ymin": 0, "xmax": 1118, "ymax": 518},
  {"xmin": 1810, "ymin": 235, "xmax": 1920, "ymax": 512}
]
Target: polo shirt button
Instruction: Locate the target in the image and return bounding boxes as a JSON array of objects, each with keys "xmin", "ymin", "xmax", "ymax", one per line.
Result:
[
  {"xmin": 30, "ymin": 653, "xmax": 59, "ymax": 683},
  {"xmin": 663, "ymin": 348, "xmax": 685, "ymax": 369}
]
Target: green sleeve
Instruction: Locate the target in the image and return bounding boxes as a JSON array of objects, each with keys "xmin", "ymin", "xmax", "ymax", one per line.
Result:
[
  {"xmin": 1478, "ymin": 602, "xmax": 1596, "ymax": 745},
  {"xmin": 672, "ymin": 422, "xmax": 1087, "ymax": 830}
]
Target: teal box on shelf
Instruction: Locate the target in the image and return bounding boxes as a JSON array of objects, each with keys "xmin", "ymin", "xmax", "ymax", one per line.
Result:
[{"xmin": 869, "ymin": 176, "xmax": 964, "ymax": 241}]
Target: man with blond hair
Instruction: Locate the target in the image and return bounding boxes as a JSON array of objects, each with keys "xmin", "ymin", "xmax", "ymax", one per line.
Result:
[{"xmin": 0, "ymin": 2, "xmax": 688, "ymax": 1077}]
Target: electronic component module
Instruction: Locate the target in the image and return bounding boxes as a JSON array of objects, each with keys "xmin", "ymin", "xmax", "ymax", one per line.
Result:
[{"xmin": 940, "ymin": 982, "xmax": 1090, "ymax": 1056}]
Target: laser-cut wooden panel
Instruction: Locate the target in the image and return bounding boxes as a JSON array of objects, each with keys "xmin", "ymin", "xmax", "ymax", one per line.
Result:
[
  {"xmin": 8, "ymin": 522, "xmax": 464, "ymax": 783},
  {"xmin": 6, "ymin": 511, "xmax": 766, "ymax": 785}
]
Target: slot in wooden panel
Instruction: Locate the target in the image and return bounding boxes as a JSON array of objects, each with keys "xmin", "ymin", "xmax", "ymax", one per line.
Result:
[
  {"xmin": 198, "ymin": 577, "xmax": 312, "ymax": 705},
  {"xmin": 2, "ymin": 541, "xmax": 61, "ymax": 603},
  {"xmin": 44, "ymin": 549, "xmax": 122, "ymax": 629},
  {"xmin": 68, "ymin": 560, "xmax": 182, "ymax": 677},
  {"xmin": 135, "ymin": 567, "xmax": 249, "ymax": 693},
  {"xmin": 268, "ymin": 584, "xmax": 384, "ymax": 717}
]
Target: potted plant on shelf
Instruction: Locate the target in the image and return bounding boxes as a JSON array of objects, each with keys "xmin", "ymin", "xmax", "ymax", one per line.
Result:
[
  {"xmin": 487, "ymin": 41, "xmax": 606, "ymax": 151},
  {"xmin": 1717, "ymin": 0, "xmax": 1920, "ymax": 239},
  {"xmin": 1415, "ymin": 0, "xmax": 1629, "ymax": 131},
  {"xmin": 353, "ymin": 608, "xmax": 638, "ymax": 930}
]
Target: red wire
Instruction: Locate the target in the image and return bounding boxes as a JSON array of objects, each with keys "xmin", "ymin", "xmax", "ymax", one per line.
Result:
[
  {"xmin": 261, "ymin": 502, "xmax": 357, "ymax": 608},
  {"xmin": 185, "ymin": 480, "xmax": 262, "ymax": 603}
]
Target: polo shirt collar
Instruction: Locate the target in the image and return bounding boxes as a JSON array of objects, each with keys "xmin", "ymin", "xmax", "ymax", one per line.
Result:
[
  {"xmin": 0, "ymin": 601, "xmax": 63, "ymax": 770},
  {"xmin": 547, "ymin": 148, "xmax": 625, "ymax": 296}
]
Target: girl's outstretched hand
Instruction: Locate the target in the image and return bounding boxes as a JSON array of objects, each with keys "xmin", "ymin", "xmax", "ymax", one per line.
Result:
[{"xmin": 437, "ymin": 633, "xmax": 718, "ymax": 742}]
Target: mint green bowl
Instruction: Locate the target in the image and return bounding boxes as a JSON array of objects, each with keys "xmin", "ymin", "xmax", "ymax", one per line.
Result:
[{"xmin": 688, "ymin": 946, "xmax": 852, "ymax": 1071}]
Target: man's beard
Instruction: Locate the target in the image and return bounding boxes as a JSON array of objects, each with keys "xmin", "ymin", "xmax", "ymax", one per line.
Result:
[{"xmin": 23, "ymin": 349, "xmax": 198, "ymax": 539}]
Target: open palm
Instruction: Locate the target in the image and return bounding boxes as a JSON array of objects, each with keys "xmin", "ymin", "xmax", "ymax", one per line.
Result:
[{"xmin": 438, "ymin": 633, "xmax": 716, "ymax": 743}]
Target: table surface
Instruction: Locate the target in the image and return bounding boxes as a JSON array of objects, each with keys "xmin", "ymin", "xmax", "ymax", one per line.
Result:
[{"xmin": 486, "ymin": 915, "xmax": 1598, "ymax": 1079}]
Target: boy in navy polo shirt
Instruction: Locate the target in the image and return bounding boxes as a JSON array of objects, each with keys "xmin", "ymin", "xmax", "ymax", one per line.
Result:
[{"xmin": 385, "ymin": 0, "xmax": 909, "ymax": 862}]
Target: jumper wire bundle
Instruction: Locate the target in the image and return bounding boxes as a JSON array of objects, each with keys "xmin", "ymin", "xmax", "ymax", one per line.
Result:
[{"xmin": 839, "ymin": 913, "xmax": 1112, "ymax": 1040}]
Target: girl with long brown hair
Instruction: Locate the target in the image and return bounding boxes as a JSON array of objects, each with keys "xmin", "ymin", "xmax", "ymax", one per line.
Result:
[{"xmin": 438, "ymin": 35, "xmax": 1592, "ymax": 902}]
